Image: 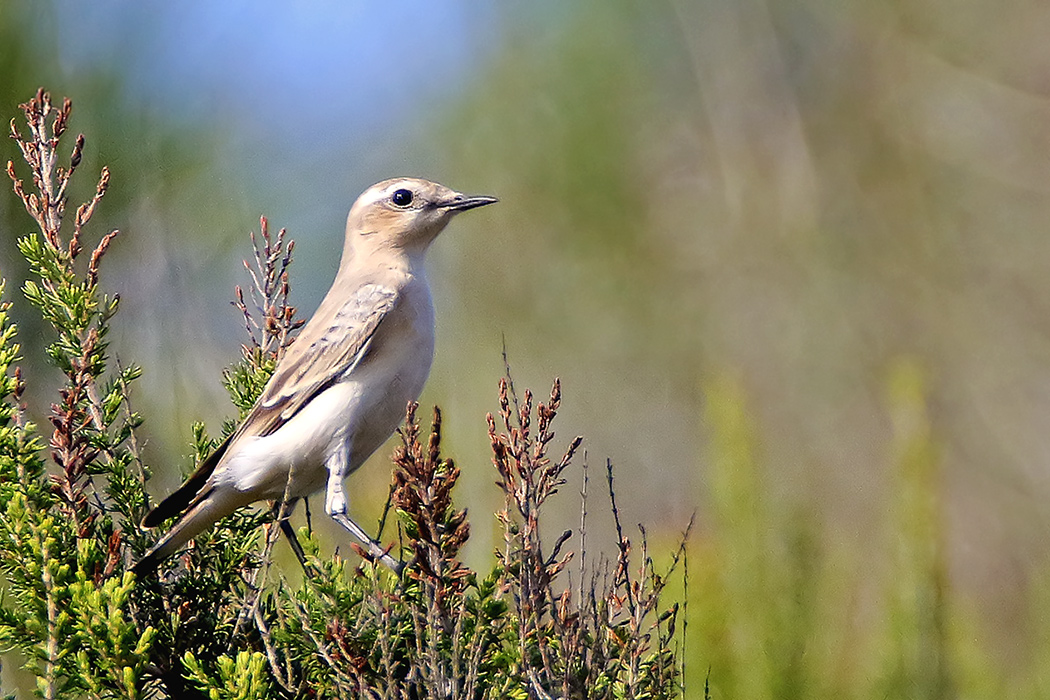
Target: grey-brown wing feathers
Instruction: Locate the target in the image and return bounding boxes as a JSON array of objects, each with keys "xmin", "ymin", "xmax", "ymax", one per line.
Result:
[{"xmin": 246, "ymin": 283, "xmax": 398, "ymax": 436}]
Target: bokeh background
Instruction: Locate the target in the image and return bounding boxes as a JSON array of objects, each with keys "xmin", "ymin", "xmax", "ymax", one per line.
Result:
[{"xmin": 3, "ymin": 0, "xmax": 1050, "ymax": 697}]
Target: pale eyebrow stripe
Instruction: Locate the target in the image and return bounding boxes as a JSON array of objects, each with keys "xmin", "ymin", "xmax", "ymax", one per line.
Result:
[{"xmin": 357, "ymin": 182, "xmax": 405, "ymax": 209}]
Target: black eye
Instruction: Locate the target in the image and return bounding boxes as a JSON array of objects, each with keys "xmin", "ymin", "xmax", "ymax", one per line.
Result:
[{"xmin": 391, "ymin": 189, "xmax": 414, "ymax": 207}]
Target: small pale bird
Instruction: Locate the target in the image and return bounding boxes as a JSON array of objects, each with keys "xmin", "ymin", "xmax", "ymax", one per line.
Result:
[{"xmin": 134, "ymin": 177, "xmax": 497, "ymax": 575}]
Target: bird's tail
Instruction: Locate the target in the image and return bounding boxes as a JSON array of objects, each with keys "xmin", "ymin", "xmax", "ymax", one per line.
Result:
[
  {"xmin": 132, "ymin": 488, "xmax": 245, "ymax": 575},
  {"xmin": 134, "ymin": 434, "xmax": 238, "ymax": 575}
]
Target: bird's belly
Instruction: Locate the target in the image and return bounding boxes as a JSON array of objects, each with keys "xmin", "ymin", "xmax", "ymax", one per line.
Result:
[{"xmin": 220, "ymin": 337, "xmax": 434, "ymax": 500}]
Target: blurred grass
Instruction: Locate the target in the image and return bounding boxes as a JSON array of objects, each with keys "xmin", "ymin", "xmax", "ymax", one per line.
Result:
[{"xmin": 675, "ymin": 365, "xmax": 1013, "ymax": 699}]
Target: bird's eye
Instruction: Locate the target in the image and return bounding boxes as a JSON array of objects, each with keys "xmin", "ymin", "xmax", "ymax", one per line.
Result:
[{"xmin": 391, "ymin": 189, "xmax": 414, "ymax": 207}]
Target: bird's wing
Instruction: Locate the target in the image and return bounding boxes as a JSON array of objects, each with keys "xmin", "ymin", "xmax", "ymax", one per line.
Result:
[{"xmin": 242, "ymin": 282, "xmax": 399, "ymax": 438}]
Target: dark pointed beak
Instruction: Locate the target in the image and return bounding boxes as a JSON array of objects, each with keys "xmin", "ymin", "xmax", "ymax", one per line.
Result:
[{"xmin": 439, "ymin": 193, "xmax": 499, "ymax": 212}]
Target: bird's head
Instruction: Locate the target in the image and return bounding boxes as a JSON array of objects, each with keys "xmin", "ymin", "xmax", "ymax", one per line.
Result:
[{"xmin": 345, "ymin": 177, "xmax": 497, "ymax": 258}]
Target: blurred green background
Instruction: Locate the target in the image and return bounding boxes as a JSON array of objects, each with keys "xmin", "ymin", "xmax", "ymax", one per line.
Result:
[{"xmin": 3, "ymin": 0, "xmax": 1050, "ymax": 696}]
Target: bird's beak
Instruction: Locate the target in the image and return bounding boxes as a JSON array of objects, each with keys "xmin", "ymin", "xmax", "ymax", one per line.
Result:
[{"xmin": 439, "ymin": 193, "xmax": 499, "ymax": 212}]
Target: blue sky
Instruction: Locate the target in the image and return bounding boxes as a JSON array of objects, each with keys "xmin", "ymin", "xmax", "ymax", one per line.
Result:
[{"xmin": 52, "ymin": 1, "xmax": 500, "ymax": 148}]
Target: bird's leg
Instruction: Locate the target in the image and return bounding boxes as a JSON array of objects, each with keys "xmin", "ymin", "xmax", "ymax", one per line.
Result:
[
  {"xmin": 324, "ymin": 451, "xmax": 404, "ymax": 574},
  {"xmin": 278, "ymin": 515, "xmax": 309, "ymax": 571},
  {"xmin": 264, "ymin": 498, "xmax": 306, "ymax": 569}
]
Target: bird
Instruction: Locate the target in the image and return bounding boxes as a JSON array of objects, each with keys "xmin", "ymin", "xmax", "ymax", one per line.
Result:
[{"xmin": 133, "ymin": 177, "xmax": 497, "ymax": 575}]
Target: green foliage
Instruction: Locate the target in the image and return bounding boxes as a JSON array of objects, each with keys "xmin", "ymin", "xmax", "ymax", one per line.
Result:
[
  {"xmin": 68, "ymin": 572, "xmax": 155, "ymax": 700},
  {"xmin": 244, "ymin": 395, "xmax": 684, "ymax": 699},
  {"xmin": 0, "ymin": 91, "xmax": 154, "ymax": 699},
  {"xmin": 182, "ymin": 651, "xmax": 272, "ymax": 700},
  {"xmin": 221, "ymin": 350, "xmax": 276, "ymax": 422}
]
